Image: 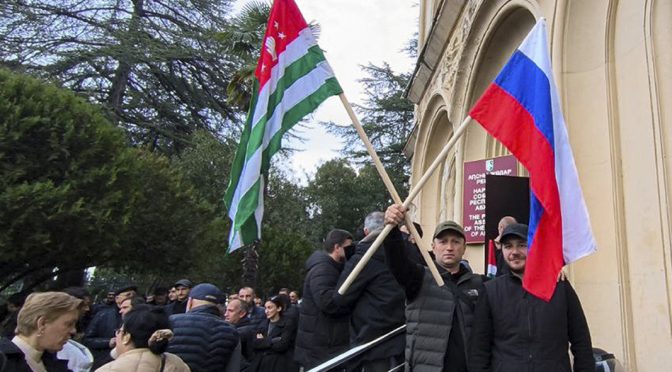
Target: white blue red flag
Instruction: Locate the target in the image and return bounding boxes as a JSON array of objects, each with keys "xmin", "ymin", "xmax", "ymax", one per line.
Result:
[{"xmin": 469, "ymin": 18, "xmax": 596, "ymax": 301}]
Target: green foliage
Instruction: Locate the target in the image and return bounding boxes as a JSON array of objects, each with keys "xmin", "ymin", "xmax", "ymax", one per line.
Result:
[
  {"xmin": 218, "ymin": 0, "xmax": 273, "ymax": 109},
  {"xmin": 305, "ymin": 159, "xmax": 394, "ymax": 240},
  {"xmin": 264, "ymin": 169, "xmax": 311, "ymax": 236},
  {"xmin": 0, "ymin": 0, "xmax": 240, "ymax": 154},
  {"xmin": 325, "ymin": 63, "xmax": 414, "ymax": 197},
  {"xmin": 0, "ymin": 68, "xmax": 133, "ymax": 285},
  {"xmin": 0, "ymin": 69, "xmax": 223, "ymax": 289},
  {"xmin": 173, "ymin": 130, "xmax": 238, "ymax": 214},
  {"xmin": 256, "ymin": 225, "xmax": 313, "ymax": 296}
]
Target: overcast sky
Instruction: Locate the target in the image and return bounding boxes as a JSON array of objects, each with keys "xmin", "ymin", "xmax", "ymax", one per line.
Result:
[{"xmin": 234, "ymin": 0, "xmax": 419, "ymax": 182}]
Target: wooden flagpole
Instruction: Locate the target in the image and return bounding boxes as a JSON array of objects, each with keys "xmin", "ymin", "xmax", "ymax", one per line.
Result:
[
  {"xmin": 339, "ymin": 114, "xmax": 473, "ymax": 294},
  {"xmin": 338, "ymin": 93, "xmax": 444, "ymax": 288}
]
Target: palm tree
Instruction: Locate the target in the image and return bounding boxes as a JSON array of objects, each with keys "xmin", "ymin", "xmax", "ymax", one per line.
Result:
[
  {"xmin": 220, "ymin": 0, "xmax": 272, "ymax": 110},
  {"xmin": 220, "ymin": 1, "xmax": 321, "ymax": 111}
]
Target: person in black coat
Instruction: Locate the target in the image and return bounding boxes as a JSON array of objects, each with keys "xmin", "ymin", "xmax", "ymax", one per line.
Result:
[
  {"xmin": 82, "ymin": 284, "xmax": 136, "ymax": 369},
  {"xmin": 164, "ymin": 279, "xmax": 192, "ymax": 316},
  {"xmin": 295, "ymin": 229, "xmax": 353, "ymax": 369},
  {"xmin": 0, "ymin": 338, "xmax": 69, "ymax": 372},
  {"xmin": 468, "ymin": 223, "xmax": 594, "ymax": 372},
  {"xmin": 168, "ymin": 283, "xmax": 240, "ymax": 372},
  {"xmin": 250, "ymin": 296, "xmax": 299, "ymax": 372},
  {"xmin": 225, "ymin": 299, "xmax": 257, "ymax": 371},
  {"xmin": 336, "ymin": 212, "xmax": 406, "ymax": 371},
  {"xmin": 384, "ymin": 205, "xmax": 487, "ymax": 372},
  {"xmin": 1, "ymin": 292, "xmax": 85, "ymax": 372}
]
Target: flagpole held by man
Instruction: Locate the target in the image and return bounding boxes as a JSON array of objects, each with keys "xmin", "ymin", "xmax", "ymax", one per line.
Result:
[
  {"xmin": 339, "ymin": 17, "xmax": 597, "ymax": 301},
  {"xmin": 224, "ymin": 0, "xmax": 444, "ymax": 289}
]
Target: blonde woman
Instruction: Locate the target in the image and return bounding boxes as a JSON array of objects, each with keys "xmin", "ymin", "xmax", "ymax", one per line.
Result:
[{"xmin": 0, "ymin": 291, "xmax": 84, "ymax": 371}]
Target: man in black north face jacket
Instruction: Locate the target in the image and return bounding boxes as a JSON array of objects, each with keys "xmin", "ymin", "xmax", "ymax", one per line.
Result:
[
  {"xmin": 168, "ymin": 283, "xmax": 240, "ymax": 372},
  {"xmin": 468, "ymin": 223, "xmax": 593, "ymax": 372},
  {"xmin": 295, "ymin": 229, "xmax": 353, "ymax": 369}
]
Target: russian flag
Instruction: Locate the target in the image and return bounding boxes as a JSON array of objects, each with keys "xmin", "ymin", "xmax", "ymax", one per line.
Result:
[{"xmin": 469, "ymin": 19, "xmax": 596, "ymax": 301}]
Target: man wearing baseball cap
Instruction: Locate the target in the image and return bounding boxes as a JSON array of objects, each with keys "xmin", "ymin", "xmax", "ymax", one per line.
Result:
[
  {"xmin": 165, "ymin": 279, "xmax": 192, "ymax": 315},
  {"xmin": 383, "ymin": 204, "xmax": 487, "ymax": 372},
  {"xmin": 468, "ymin": 223, "xmax": 593, "ymax": 372},
  {"xmin": 168, "ymin": 283, "xmax": 240, "ymax": 372}
]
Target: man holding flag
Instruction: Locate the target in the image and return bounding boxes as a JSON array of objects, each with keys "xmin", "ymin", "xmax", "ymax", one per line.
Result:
[
  {"xmin": 383, "ymin": 206, "xmax": 487, "ymax": 372},
  {"xmin": 467, "ymin": 18, "xmax": 595, "ymax": 372}
]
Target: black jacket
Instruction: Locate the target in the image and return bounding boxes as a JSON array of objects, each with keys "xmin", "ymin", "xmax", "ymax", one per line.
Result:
[
  {"xmin": 246, "ymin": 306, "xmax": 266, "ymax": 328},
  {"xmin": 233, "ymin": 317, "xmax": 257, "ymax": 371},
  {"xmin": 468, "ymin": 273, "xmax": 593, "ymax": 372},
  {"xmin": 249, "ymin": 316, "xmax": 299, "ymax": 372},
  {"xmin": 336, "ymin": 231, "xmax": 406, "ymax": 361},
  {"xmin": 0, "ymin": 337, "xmax": 70, "ymax": 372},
  {"xmin": 295, "ymin": 250, "xmax": 350, "ymax": 368},
  {"xmin": 385, "ymin": 227, "xmax": 486, "ymax": 372},
  {"xmin": 168, "ymin": 304, "xmax": 240, "ymax": 372},
  {"xmin": 164, "ymin": 300, "xmax": 188, "ymax": 316},
  {"xmin": 82, "ymin": 305, "xmax": 120, "ymax": 368}
]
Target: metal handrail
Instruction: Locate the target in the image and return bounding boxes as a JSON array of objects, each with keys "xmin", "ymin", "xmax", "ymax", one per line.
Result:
[{"xmin": 307, "ymin": 324, "xmax": 406, "ymax": 372}]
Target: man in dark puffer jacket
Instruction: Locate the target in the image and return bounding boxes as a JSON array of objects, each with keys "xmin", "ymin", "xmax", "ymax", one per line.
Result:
[
  {"xmin": 168, "ymin": 283, "xmax": 240, "ymax": 372},
  {"xmin": 384, "ymin": 205, "xmax": 487, "ymax": 372},
  {"xmin": 295, "ymin": 229, "xmax": 353, "ymax": 369}
]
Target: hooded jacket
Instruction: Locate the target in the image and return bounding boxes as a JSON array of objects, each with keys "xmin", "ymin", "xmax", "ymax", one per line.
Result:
[{"xmin": 294, "ymin": 250, "xmax": 350, "ymax": 368}]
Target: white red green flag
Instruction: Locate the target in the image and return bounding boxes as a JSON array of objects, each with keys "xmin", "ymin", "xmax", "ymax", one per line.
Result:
[
  {"xmin": 487, "ymin": 239, "xmax": 497, "ymax": 278},
  {"xmin": 224, "ymin": 0, "xmax": 342, "ymax": 251}
]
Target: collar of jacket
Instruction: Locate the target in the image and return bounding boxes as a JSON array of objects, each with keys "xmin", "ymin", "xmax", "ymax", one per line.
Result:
[
  {"xmin": 188, "ymin": 304, "xmax": 221, "ymax": 317},
  {"xmin": 235, "ymin": 316, "xmax": 251, "ymax": 328}
]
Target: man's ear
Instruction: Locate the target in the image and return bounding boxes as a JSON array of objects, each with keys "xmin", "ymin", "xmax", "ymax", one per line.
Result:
[{"xmin": 186, "ymin": 298, "xmax": 193, "ymax": 311}]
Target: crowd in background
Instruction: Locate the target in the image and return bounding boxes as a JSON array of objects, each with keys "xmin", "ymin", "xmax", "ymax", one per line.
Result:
[
  {"xmin": 0, "ymin": 280, "xmax": 304, "ymax": 372},
  {"xmin": 0, "ymin": 206, "xmax": 597, "ymax": 372}
]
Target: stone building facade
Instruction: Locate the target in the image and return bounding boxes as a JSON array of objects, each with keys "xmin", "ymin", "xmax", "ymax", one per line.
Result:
[{"xmin": 405, "ymin": 1, "xmax": 672, "ymax": 370}]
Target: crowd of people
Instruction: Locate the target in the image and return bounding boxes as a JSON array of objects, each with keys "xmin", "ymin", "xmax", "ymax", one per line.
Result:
[{"xmin": 0, "ymin": 203, "xmax": 595, "ymax": 372}]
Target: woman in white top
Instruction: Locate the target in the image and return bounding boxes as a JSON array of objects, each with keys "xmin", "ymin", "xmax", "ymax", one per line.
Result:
[{"xmin": 0, "ymin": 291, "xmax": 84, "ymax": 371}]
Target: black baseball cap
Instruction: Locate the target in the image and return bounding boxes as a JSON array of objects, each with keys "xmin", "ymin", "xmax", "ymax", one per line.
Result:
[
  {"xmin": 173, "ymin": 279, "xmax": 193, "ymax": 288},
  {"xmin": 499, "ymin": 223, "xmax": 529, "ymax": 244},
  {"xmin": 113, "ymin": 284, "xmax": 138, "ymax": 296}
]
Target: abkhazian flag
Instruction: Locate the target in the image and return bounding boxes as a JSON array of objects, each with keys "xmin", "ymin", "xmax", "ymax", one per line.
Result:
[
  {"xmin": 469, "ymin": 18, "xmax": 596, "ymax": 301},
  {"xmin": 224, "ymin": 0, "xmax": 342, "ymax": 252},
  {"xmin": 487, "ymin": 240, "xmax": 497, "ymax": 278}
]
